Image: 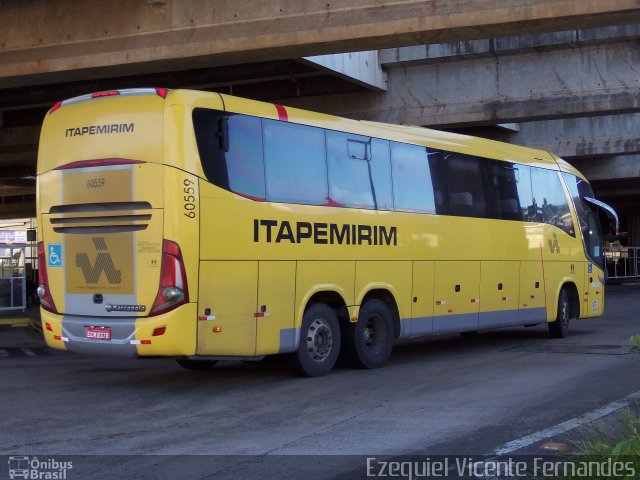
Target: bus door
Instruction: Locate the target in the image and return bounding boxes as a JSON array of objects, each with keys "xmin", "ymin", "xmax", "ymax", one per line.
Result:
[{"xmin": 581, "ymin": 202, "xmax": 607, "ymax": 318}]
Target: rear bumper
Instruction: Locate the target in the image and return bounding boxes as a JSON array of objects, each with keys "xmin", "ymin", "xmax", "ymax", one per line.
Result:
[{"xmin": 41, "ymin": 303, "xmax": 197, "ymax": 357}]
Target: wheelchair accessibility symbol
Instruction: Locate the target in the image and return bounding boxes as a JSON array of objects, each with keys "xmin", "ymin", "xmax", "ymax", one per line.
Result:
[{"xmin": 47, "ymin": 244, "xmax": 63, "ymax": 268}]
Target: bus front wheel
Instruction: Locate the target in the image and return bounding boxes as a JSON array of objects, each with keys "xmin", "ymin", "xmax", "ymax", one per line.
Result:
[
  {"xmin": 290, "ymin": 303, "xmax": 341, "ymax": 377},
  {"xmin": 342, "ymin": 299, "xmax": 394, "ymax": 369},
  {"xmin": 549, "ymin": 289, "xmax": 571, "ymax": 338}
]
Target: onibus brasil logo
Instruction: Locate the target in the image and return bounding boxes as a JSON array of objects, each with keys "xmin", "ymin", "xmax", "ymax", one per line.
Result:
[{"xmin": 8, "ymin": 456, "xmax": 72, "ymax": 479}]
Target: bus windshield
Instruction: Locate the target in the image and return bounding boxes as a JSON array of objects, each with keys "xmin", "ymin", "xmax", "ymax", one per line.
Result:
[{"xmin": 562, "ymin": 173, "xmax": 604, "ymax": 267}]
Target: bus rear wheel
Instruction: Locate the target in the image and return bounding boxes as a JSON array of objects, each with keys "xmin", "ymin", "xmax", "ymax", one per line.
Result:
[
  {"xmin": 342, "ymin": 299, "xmax": 394, "ymax": 369},
  {"xmin": 176, "ymin": 359, "xmax": 218, "ymax": 371},
  {"xmin": 290, "ymin": 303, "xmax": 341, "ymax": 377},
  {"xmin": 549, "ymin": 289, "xmax": 571, "ymax": 338}
]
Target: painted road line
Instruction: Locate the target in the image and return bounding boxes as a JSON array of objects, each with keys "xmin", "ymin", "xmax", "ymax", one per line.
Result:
[
  {"xmin": 20, "ymin": 348, "xmax": 37, "ymax": 357},
  {"xmin": 492, "ymin": 390, "xmax": 640, "ymax": 455},
  {"xmin": 0, "ymin": 349, "xmax": 8, "ymax": 358}
]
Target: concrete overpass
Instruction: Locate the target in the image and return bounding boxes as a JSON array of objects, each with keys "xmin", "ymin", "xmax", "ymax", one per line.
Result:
[
  {"xmin": 0, "ymin": 0, "xmax": 639, "ymax": 241},
  {"xmin": 2, "ymin": 0, "xmax": 639, "ymax": 87}
]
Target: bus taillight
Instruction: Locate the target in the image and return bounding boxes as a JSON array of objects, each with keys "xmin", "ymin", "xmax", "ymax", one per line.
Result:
[
  {"xmin": 149, "ymin": 240, "xmax": 189, "ymax": 316},
  {"xmin": 36, "ymin": 242, "xmax": 58, "ymax": 313},
  {"xmin": 91, "ymin": 90, "xmax": 120, "ymax": 98}
]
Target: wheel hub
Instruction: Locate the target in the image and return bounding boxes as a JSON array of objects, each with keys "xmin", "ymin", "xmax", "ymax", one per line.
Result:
[
  {"xmin": 363, "ymin": 315, "xmax": 385, "ymax": 350},
  {"xmin": 306, "ymin": 318, "xmax": 333, "ymax": 362}
]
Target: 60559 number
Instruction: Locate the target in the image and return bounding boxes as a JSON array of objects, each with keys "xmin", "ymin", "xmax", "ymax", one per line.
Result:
[{"xmin": 183, "ymin": 178, "xmax": 196, "ymax": 218}]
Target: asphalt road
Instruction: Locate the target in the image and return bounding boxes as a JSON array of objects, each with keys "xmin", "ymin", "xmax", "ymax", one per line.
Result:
[{"xmin": 1, "ymin": 285, "xmax": 639, "ymax": 479}]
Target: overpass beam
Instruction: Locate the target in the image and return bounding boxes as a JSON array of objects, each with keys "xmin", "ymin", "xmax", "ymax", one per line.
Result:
[
  {"xmin": 2, "ymin": 1, "xmax": 640, "ymax": 87},
  {"xmin": 286, "ymin": 38, "xmax": 640, "ymax": 126},
  {"xmin": 505, "ymin": 113, "xmax": 640, "ymax": 159},
  {"xmin": 302, "ymin": 52, "xmax": 387, "ymax": 91},
  {"xmin": 570, "ymin": 155, "xmax": 640, "ymax": 182}
]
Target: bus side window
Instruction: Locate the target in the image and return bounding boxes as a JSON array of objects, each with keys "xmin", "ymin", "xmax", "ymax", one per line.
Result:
[
  {"xmin": 531, "ymin": 167, "xmax": 575, "ymax": 236},
  {"xmin": 514, "ymin": 164, "xmax": 534, "ymax": 222},
  {"xmin": 446, "ymin": 153, "xmax": 491, "ymax": 219},
  {"xmin": 225, "ymin": 115, "xmax": 265, "ymax": 199},
  {"xmin": 391, "ymin": 142, "xmax": 436, "ymax": 214},
  {"xmin": 492, "ymin": 161, "xmax": 523, "ymax": 221},
  {"xmin": 326, "ymin": 132, "xmax": 393, "ymax": 210},
  {"xmin": 263, "ymin": 120, "xmax": 328, "ymax": 205},
  {"xmin": 427, "ymin": 149, "xmax": 447, "ymax": 215}
]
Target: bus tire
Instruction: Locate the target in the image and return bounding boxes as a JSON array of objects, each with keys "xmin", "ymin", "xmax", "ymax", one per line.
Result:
[
  {"xmin": 549, "ymin": 289, "xmax": 571, "ymax": 338},
  {"xmin": 176, "ymin": 359, "xmax": 217, "ymax": 371},
  {"xmin": 290, "ymin": 303, "xmax": 341, "ymax": 377},
  {"xmin": 342, "ymin": 299, "xmax": 394, "ymax": 369}
]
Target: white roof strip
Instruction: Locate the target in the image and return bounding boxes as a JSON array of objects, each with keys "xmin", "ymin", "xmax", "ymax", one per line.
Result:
[{"xmin": 61, "ymin": 88, "xmax": 160, "ymax": 107}]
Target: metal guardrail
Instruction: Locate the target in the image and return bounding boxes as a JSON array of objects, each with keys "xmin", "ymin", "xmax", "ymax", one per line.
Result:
[{"xmin": 604, "ymin": 246, "xmax": 640, "ymax": 280}]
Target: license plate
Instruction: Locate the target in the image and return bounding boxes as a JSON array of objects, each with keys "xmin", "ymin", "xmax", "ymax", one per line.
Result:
[{"xmin": 85, "ymin": 327, "xmax": 111, "ymax": 341}]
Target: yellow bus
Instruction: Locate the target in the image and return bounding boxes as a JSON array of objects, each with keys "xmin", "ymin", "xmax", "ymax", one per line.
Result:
[{"xmin": 36, "ymin": 88, "xmax": 617, "ymax": 376}]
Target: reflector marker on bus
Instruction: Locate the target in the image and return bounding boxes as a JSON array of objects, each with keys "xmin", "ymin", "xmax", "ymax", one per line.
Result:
[
  {"xmin": 471, "ymin": 298, "xmax": 480, "ymax": 303},
  {"xmin": 254, "ymin": 312, "xmax": 271, "ymax": 318},
  {"xmin": 198, "ymin": 315, "xmax": 216, "ymax": 321},
  {"xmin": 274, "ymin": 104, "xmax": 289, "ymax": 122},
  {"xmin": 152, "ymin": 327, "xmax": 166, "ymax": 337},
  {"xmin": 502, "ymin": 297, "xmax": 510, "ymax": 301},
  {"xmin": 435, "ymin": 300, "xmax": 446, "ymax": 305},
  {"xmin": 130, "ymin": 340, "xmax": 152, "ymax": 345}
]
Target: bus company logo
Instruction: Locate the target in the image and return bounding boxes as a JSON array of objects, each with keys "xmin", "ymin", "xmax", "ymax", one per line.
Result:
[
  {"xmin": 65, "ymin": 123, "xmax": 134, "ymax": 138},
  {"xmin": 548, "ymin": 233, "xmax": 560, "ymax": 254},
  {"xmin": 76, "ymin": 237, "xmax": 121, "ymax": 285},
  {"xmin": 8, "ymin": 456, "xmax": 73, "ymax": 479},
  {"xmin": 253, "ymin": 219, "xmax": 398, "ymax": 246}
]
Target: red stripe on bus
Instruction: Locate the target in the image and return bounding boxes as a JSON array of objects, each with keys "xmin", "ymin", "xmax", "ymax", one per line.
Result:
[
  {"xmin": 236, "ymin": 192, "xmax": 266, "ymax": 202},
  {"xmin": 55, "ymin": 158, "xmax": 145, "ymax": 170},
  {"xmin": 275, "ymin": 104, "xmax": 289, "ymax": 122}
]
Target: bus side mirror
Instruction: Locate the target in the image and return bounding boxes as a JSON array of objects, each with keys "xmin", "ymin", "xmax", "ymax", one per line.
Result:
[{"xmin": 584, "ymin": 196, "xmax": 618, "ymax": 240}]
